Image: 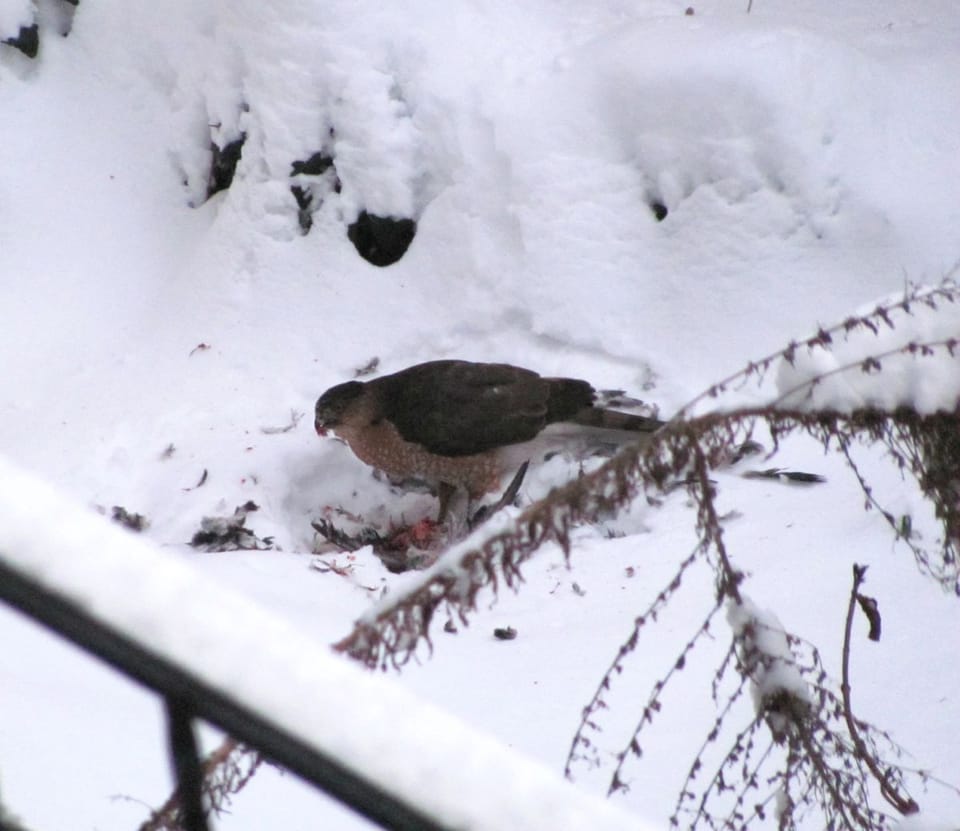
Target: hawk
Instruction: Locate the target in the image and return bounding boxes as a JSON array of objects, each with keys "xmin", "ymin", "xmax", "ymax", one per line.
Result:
[{"xmin": 314, "ymin": 359, "xmax": 662, "ymax": 522}]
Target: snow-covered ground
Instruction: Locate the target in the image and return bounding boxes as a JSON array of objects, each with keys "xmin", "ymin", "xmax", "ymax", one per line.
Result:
[{"xmin": 1, "ymin": 1, "xmax": 958, "ymax": 829}]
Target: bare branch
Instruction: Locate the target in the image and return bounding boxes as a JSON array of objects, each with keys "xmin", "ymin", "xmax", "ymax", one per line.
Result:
[
  {"xmin": 841, "ymin": 566, "xmax": 919, "ymax": 815},
  {"xmin": 564, "ymin": 543, "xmax": 707, "ymax": 778}
]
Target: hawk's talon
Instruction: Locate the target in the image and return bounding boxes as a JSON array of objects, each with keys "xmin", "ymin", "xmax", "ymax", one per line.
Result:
[{"xmin": 469, "ymin": 461, "xmax": 529, "ymax": 529}]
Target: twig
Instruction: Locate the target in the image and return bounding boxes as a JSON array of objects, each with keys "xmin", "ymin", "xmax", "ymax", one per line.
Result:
[
  {"xmin": 841, "ymin": 565, "xmax": 919, "ymax": 815},
  {"xmin": 690, "ymin": 437, "xmax": 742, "ymax": 605},
  {"xmin": 564, "ymin": 544, "xmax": 705, "ymax": 778},
  {"xmin": 795, "ymin": 728, "xmax": 862, "ymax": 830},
  {"xmin": 668, "ymin": 672, "xmax": 749, "ymax": 825},
  {"xmin": 605, "ymin": 600, "xmax": 723, "ymax": 795}
]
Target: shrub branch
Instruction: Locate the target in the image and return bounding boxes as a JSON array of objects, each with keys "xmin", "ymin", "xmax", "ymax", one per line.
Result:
[
  {"xmin": 841, "ymin": 565, "xmax": 919, "ymax": 816},
  {"xmin": 140, "ymin": 739, "xmax": 262, "ymax": 831}
]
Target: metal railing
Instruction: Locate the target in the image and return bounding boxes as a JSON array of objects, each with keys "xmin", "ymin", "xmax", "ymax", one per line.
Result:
[{"xmin": 0, "ymin": 557, "xmax": 447, "ymax": 831}]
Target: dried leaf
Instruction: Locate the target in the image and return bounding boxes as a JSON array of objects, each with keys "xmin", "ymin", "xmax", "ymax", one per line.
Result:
[{"xmin": 856, "ymin": 593, "xmax": 882, "ymax": 642}]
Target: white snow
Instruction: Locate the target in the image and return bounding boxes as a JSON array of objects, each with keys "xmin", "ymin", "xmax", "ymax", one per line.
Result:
[{"xmin": 2, "ymin": 1, "xmax": 960, "ymax": 829}]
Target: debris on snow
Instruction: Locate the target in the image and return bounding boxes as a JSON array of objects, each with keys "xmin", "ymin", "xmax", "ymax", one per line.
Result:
[
  {"xmin": 309, "ymin": 555, "xmax": 380, "ymax": 591},
  {"xmin": 353, "ymin": 356, "xmax": 380, "ymax": 378},
  {"xmin": 312, "ymin": 517, "xmax": 383, "ymax": 553},
  {"xmin": 183, "ymin": 469, "xmax": 209, "ymax": 491},
  {"xmin": 190, "ymin": 501, "xmax": 274, "ymax": 551},
  {"xmin": 108, "ymin": 505, "xmax": 148, "ymax": 533},
  {"xmin": 311, "ymin": 464, "xmax": 529, "ymax": 572},
  {"xmin": 742, "ymin": 468, "xmax": 827, "ymax": 485},
  {"xmin": 312, "ymin": 516, "xmax": 436, "ymax": 573},
  {"xmin": 259, "ymin": 410, "xmax": 304, "ymax": 435}
]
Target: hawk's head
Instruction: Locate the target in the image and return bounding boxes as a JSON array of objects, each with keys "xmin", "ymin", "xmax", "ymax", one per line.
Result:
[{"xmin": 314, "ymin": 380, "xmax": 365, "ymax": 436}]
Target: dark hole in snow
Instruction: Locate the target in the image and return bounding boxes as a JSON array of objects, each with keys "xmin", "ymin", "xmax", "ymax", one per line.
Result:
[
  {"xmin": 291, "ymin": 185, "xmax": 313, "ymax": 233},
  {"xmin": 291, "ymin": 152, "xmax": 334, "ymax": 177},
  {"xmin": 206, "ymin": 134, "xmax": 246, "ymax": 198},
  {"xmin": 291, "ymin": 185, "xmax": 311, "ymax": 208},
  {"xmin": 649, "ymin": 201, "xmax": 668, "ymax": 221},
  {"xmin": 290, "ymin": 152, "xmax": 339, "ymax": 234},
  {"xmin": 3, "ymin": 24, "xmax": 39, "ymax": 58},
  {"xmin": 347, "ymin": 211, "xmax": 416, "ymax": 267}
]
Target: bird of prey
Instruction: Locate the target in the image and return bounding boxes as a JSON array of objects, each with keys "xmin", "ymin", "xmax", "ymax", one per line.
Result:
[{"xmin": 314, "ymin": 359, "xmax": 662, "ymax": 524}]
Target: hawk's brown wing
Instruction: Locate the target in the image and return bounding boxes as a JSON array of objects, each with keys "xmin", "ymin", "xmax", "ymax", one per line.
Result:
[{"xmin": 371, "ymin": 360, "xmax": 594, "ymax": 457}]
